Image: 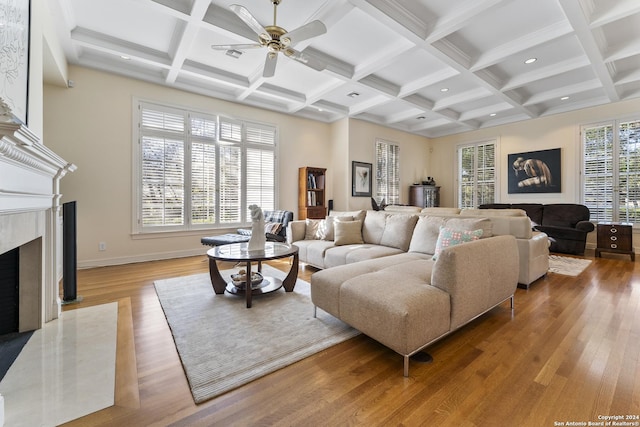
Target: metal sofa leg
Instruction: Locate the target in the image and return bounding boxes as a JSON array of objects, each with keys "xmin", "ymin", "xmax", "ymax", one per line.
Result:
[{"xmin": 313, "ymin": 305, "xmax": 317, "ymax": 318}]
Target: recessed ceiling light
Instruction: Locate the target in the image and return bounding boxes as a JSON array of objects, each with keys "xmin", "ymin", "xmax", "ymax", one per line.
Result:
[
  {"xmin": 490, "ymin": 113, "xmax": 497, "ymax": 117},
  {"xmin": 417, "ymin": 116, "xmax": 426, "ymax": 120},
  {"xmin": 120, "ymin": 55, "xmax": 131, "ymax": 60},
  {"xmin": 440, "ymin": 88, "xmax": 449, "ymax": 92},
  {"xmin": 347, "ymin": 92, "xmax": 360, "ymax": 98},
  {"xmin": 560, "ymin": 96, "xmax": 570, "ymax": 100},
  {"xmin": 524, "ymin": 58, "xmax": 537, "ymax": 64}
]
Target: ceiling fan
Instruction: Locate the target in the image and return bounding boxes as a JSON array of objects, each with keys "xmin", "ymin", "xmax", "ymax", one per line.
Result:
[{"xmin": 211, "ymin": 0, "xmax": 327, "ymax": 77}]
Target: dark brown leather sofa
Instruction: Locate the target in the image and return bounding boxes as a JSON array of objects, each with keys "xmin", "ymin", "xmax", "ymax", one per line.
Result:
[{"xmin": 479, "ymin": 203, "xmax": 594, "ymax": 255}]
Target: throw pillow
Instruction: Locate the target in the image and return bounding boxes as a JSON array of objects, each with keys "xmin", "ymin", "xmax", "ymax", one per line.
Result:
[
  {"xmin": 432, "ymin": 227, "xmax": 483, "ymax": 260},
  {"xmin": 264, "ymin": 221, "xmax": 282, "ymax": 235},
  {"xmin": 334, "ymin": 220, "xmax": 364, "ymax": 246},
  {"xmin": 319, "ymin": 215, "xmax": 353, "ymax": 241},
  {"xmin": 304, "ymin": 219, "xmax": 322, "ymax": 240}
]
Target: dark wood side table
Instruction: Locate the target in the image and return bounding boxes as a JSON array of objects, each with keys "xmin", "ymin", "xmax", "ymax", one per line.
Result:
[
  {"xmin": 595, "ymin": 222, "xmax": 635, "ymax": 261},
  {"xmin": 207, "ymin": 242, "xmax": 299, "ymax": 308}
]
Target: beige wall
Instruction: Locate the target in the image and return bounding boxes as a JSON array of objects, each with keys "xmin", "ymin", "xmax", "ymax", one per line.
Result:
[
  {"xmin": 431, "ymin": 98, "xmax": 640, "ymax": 208},
  {"xmin": 347, "ymin": 119, "xmax": 431, "ymax": 210},
  {"xmin": 44, "ymin": 66, "xmax": 430, "ymax": 266},
  {"xmin": 44, "ymin": 66, "xmax": 332, "ymax": 267}
]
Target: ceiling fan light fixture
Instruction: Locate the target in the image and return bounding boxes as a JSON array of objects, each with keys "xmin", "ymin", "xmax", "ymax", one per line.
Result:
[{"xmin": 226, "ymin": 49, "xmax": 243, "ymax": 58}]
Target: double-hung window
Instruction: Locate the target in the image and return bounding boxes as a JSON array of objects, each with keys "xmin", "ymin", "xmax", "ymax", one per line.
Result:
[
  {"xmin": 582, "ymin": 118, "xmax": 640, "ymax": 224},
  {"xmin": 375, "ymin": 139, "xmax": 400, "ymax": 205},
  {"xmin": 135, "ymin": 101, "xmax": 277, "ymax": 233},
  {"xmin": 457, "ymin": 140, "xmax": 496, "ymax": 208}
]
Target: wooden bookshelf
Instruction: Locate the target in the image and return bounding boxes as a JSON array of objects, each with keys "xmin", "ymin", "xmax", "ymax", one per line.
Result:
[{"xmin": 298, "ymin": 167, "xmax": 327, "ymax": 219}]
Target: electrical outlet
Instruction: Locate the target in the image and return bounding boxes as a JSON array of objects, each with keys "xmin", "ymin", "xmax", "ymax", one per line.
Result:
[{"xmin": 99, "ymin": 242, "xmax": 106, "ymax": 251}]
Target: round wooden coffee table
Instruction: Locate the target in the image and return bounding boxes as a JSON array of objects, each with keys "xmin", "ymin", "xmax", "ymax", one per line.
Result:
[{"xmin": 207, "ymin": 242, "xmax": 299, "ymax": 308}]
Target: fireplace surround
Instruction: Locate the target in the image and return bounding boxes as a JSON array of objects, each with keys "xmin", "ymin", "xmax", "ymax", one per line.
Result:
[{"xmin": 0, "ymin": 121, "xmax": 75, "ymax": 333}]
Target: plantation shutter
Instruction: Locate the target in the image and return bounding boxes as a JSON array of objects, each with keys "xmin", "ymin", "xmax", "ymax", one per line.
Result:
[
  {"xmin": 140, "ymin": 106, "xmax": 185, "ymax": 227},
  {"xmin": 458, "ymin": 141, "xmax": 496, "ymax": 208},
  {"xmin": 375, "ymin": 140, "xmax": 400, "ymax": 205},
  {"xmin": 617, "ymin": 120, "xmax": 640, "ymax": 223},
  {"xmin": 190, "ymin": 115, "xmax": 217, "ymax": 225},
  {"xmin": 583, "ymin": 124, "xmax": 614, "ymax": 222},
  {"xmin": 583, "ymin": 119, "xmax": 640, "ymax": 223},
  {"xmin": 246, "ymin": 123, "xmax": 276, "ymax": 211},
  {"xmin": 136, "ymin": 103, "xmax": 278, "ymax": 232}
]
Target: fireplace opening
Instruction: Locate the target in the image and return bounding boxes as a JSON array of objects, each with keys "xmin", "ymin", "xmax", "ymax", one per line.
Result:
[{"xmin": 0, "ymin": 248, "xmax": 19, "ymax": 336}]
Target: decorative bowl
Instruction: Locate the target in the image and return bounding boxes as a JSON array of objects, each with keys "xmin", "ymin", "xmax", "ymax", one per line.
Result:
[{"xmin": 230, "ymin": 271, "xmax": 263, "ymax": 289}]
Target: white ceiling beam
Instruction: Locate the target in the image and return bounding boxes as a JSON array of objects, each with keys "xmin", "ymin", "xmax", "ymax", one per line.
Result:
[
  {"xmin": 385, "ymin": 108, "xmax": 426, "ymax": 124},
  {"xmin": 470, "ymin": 21, "xmax": 574, "ymax": 72},
  {"xmin": 71, "ymin": 28, "xmax": 172, "ymax": 67},
  {"xmin": 590, "ymin": 0, "xmax": 640, "ymax": 28},
  {"xmin": 605, "ymin": 40, "xmax": 640, "ymax": 63},
  {"xmin": 458, "ymin": 102, "xmax": 513, "ymax": 121},
  {"xmin": 165, "ymin": 0, "xmax": 214, "ymax": 84},
  {"xmin": 501, "ymin": 56, "xmax": 591, "ymax": 91},
  {"xmin": 398, "ymin": 68, "xmax": 460, "ymax": 98},
  {"xmin": 558, "ymin": 0, "xmax": 620, "ymax": 102},
  {"xmin": 426, "ymin": 0, "xmax": 512, "ymax": 43},
  {"xmin": 523, "ymin": 78, "xmax": 603, "ymax": 106},
  {"xmin": 433, "ymin": 87, "xmax": 493, "ymax": 111},
  {"xmin": 349, "ymin": 94, "xmax": 394, "ymax": 116}
]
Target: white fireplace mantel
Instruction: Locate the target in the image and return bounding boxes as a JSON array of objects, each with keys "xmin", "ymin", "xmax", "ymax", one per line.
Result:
[{"xmin": 0, "ymin": 120, "xmax": 76, "ymax": 327}]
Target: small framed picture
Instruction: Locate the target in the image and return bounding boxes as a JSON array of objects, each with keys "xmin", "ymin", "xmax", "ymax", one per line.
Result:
[{"xmin": 352, "ymin": 161, "xmax": 372, "ymax": 197}]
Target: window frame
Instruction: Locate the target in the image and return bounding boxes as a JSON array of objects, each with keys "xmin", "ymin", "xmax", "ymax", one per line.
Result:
[
  {"xmin": 581, "ymin": 116, "xmax": 640, "ymax": 226},
  {"xmin": 132, "ymin": 99, "xmax": 278, "ymax": 235},
  {"xmin": 455, "ymin": 139, "xmax": 499, "ymax": 208}
]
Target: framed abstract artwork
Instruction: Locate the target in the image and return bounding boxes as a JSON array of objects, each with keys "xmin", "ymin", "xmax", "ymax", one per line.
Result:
[
  {"xmin": 0, "ymin": 0, "xmax": 31, "ymax": 125},
  {"xmin": 508, "ymin": 148, "xmax": 561, "ymax": 193},
  {"xmin": 352, "ymin": 161, "xmax": 372, "ymax": 197}
]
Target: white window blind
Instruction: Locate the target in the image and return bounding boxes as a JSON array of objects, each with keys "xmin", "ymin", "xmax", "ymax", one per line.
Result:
[
  {"xmin": 458, "ymin": 141, "xmax": 496, "ymax": 208},
  {"xmin": 582, "ymin": 119, "xmax": 640, "ymax": 224},
  {"xmin": 375, "ymin": 140, "xmax": 400, "ymax": 205},
  {"xmin": 136, "ymin": 102, "xmax": 277, "ymax": 232}
]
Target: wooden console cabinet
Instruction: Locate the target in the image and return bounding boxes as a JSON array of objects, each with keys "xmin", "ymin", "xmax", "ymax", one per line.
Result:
[
  {"xmin": 595, "ymin": 222, "xmax": 634, "ymax": 261},
  {"xmin": 409, "ymin": 185, "xmax": 440, "ymax": 208},
  {"xmin": 298, "ymin": 167, "xmax": 327, "ymax": 220}
]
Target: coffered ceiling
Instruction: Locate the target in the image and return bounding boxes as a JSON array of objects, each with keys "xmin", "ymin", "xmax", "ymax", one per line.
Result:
[{"xmin": 48, "ymin": 0, "xmax": 640, "ymax": 138}]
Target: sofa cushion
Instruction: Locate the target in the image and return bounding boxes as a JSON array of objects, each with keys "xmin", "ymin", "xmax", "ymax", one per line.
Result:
[
  {"xmin": 461, "ymin": 208, "xmax": 526, "ymax": 217},
  {"xmin": 380, "ymin": 214, "xmax": 418, "ymax": 251},
  {"xmin": 323, "ymin": 244, "xmax": 404, "ymax": 268},
  {"xmin": 334, "ymin": 220, "xmax": 364, "ymax": 245},
  {"xmin": 362, "ymin": 211, "xmax": 387, "ymax": 244},
  {"xmin": 541, "ymin": 204, "xmax": 591, "ymax": 228},
  {"xmin": 293, "ymin": 239, "xmax": 335, "ymax": 268},
  {"xmin": 408, "ymin": 215, "xmax": 447, "ymax": 255},
  {"xmin": 421, "ymin": 207, "xmax": 461, "ymax": 215},
  {"xmin": 432, "ymin": 227, "xmax": 483, "ymax": 260}
]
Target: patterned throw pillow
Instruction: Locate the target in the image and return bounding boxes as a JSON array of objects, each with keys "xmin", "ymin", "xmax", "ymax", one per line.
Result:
[{"xmin": 432, "ymin": 227, "xmax": 483, "ymax": 260}]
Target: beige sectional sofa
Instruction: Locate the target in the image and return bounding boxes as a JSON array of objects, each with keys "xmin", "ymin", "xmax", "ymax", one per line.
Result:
[
  {"xmin": 288, "ymin": 207, "xmax": 548, "ymax": 287},
  {"xmin": 287, "ymin": 209, "xmax": 545, "ymax": 375}
]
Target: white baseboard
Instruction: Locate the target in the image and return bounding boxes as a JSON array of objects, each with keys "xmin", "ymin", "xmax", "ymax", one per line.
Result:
[{"xmin": 77, "ymin": 248, "xmax": 207, "ymax": 269}]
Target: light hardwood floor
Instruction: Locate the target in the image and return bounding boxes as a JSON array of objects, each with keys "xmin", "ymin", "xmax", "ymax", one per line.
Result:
[{"xmin": 60, "ymin": 252, "xmax": 640, "ymax": 427}]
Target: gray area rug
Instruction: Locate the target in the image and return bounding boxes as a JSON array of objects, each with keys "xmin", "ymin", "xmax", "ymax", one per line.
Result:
[
  {"xmin": 548, "ymin": 254, "xmax": 592, "ymax": 276},
  {"xmin": 154, "ymin": 265, "xmax": 359, "ymax": 403}
]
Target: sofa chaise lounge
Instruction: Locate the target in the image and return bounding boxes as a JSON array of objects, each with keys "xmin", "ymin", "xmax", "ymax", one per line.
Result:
[{"xmin": 287, "ymin": 209, "xmax": 534, "ymax": 375}]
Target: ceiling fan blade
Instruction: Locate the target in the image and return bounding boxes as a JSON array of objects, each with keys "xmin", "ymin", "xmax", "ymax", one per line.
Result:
[
  {"xmin": 284, "ymin": 48, "xmax": 326, "ymax": 72},
  {"xmin": 230, "ymin": 4, "xmax": 270, "ymax": 41},
  {"xmin": 263, "ymin": 53, "xmax": 278, "ymax": 78},
  {"xmin": 282, "ymin": 20, "xmax": 327, "ymax": 45},
  {"xmin": 211, "ymin": 43, "xmax": 262, "ymax": 51}
]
